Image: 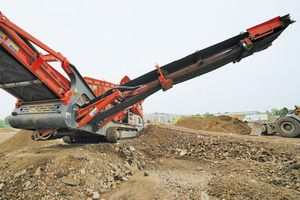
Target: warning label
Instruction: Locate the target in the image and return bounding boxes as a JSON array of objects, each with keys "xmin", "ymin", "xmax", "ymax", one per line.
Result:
[
  {"xmin": 0, "ymin": 31, "xmax": 6, "ymax": 41},
  {"xmin": 65, "ymin": 112, "xmax": 71, "ymax": 119},
  {"xmin": 6, "ymin": 39, "xmax": 19, "ymax": 53},
  {"xmin": 90, "ymin": 108, "xmax": 98, "ymax": 117}
]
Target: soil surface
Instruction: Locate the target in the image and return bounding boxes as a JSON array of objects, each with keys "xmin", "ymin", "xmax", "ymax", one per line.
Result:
[
  {"xmin": 175, "ymin": 115, "xmax": 251, "ymax": 134},
  {"xmin": 0, "ymin": 129, "xmax": 18, "ymax": 144},
  {"xmin": 0, "ymin": 123, "xmax": 299, "ymax": 200}
]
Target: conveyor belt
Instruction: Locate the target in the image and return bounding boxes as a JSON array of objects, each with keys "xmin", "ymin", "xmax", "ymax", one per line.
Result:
[
  {"xmin": 0, "ymin": 46, "xmax": 59, "ymax": 101},
  {"xmin": 123, "ymin": 32, "xmax": 249, "ymax": 87},
  {"xmin": 88, "ymin": 22, "xmax": 290, "ymax": 124}
]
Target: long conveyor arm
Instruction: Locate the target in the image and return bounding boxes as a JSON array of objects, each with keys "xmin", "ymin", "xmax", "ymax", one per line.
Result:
[{"xmin": 88, "ymin": 15, "xmax": 294, "ymax": 124}]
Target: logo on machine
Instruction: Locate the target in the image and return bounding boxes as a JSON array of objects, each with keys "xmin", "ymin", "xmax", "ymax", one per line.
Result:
[
  {"xmin": 0, "ymin": 31, "xmax": 6, "ymax": 41},
  {"xmin": 5, "ymin": 39, "xmax": 19, "ymax": 53},
  {"xmin": 90, "ymin": 108, "xmax": 98, "ymax": 117},
  {"xmin": 65, "ymin": 112, "xmax": 71, "ymax": 119}
]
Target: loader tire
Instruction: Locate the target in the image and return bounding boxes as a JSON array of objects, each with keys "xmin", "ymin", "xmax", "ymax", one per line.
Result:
[
  {"xmin": 106, "ymin": 127, "xmax": 119, "ymax": 143},
  {"xmin": 276, "ymin": 117, "xmax": 300, "ymax": 138}
]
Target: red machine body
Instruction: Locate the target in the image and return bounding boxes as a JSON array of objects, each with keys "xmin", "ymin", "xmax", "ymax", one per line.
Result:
[{"xmin": 83, "ymin": 76, "xmax": 144, "ymax": 128}]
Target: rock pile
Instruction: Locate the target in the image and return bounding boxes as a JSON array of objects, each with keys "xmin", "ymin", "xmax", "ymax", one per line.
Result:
[
  {"xmin": 129, "ymin": 125, "xmax": 300, "ymax": 198},
  {"xmin": 133, "ymin": 125, "xmax": 293, "ymax": 162},
  {"xmin": 0, "ymin": 141, "xmax": 149, "ymax": 199}
]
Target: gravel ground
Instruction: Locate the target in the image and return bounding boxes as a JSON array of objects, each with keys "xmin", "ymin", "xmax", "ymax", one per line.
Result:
[{"xmin": 0, "ymin": 125, "xmax": 299, "ymax": 199}]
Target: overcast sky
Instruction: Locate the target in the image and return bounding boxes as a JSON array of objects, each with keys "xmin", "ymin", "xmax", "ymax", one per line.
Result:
[{"xmin": 0, "ymin": 0, "xmax": 299, "ymax": 119}]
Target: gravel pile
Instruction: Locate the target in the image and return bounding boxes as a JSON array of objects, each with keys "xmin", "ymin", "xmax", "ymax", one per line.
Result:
[
  {"xmin": 0, "ymin": 141, "xmax": 149, "ymax": 199},
  {"xmin": 175, "ymin": 115, "xmax": 251, "ymax": 134}
]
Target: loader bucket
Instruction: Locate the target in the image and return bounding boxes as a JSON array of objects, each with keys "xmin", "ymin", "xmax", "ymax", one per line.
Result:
[{"xmin": 250, "ymin": 122, "xmax": 265, "ymax": 136}]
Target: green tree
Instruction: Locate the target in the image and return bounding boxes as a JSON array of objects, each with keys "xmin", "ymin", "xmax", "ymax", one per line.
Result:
[
  {"xmin": 271, "ymin": 108, "xmax": 285, "ymax": 116},
  {"xmin": 271, "ymin": 108, "xmax": 279, "ymax": 115},
  {"xmin": 272, "ymin": 107, "xmax": 294, "ymax": 116},
  {"xmin": 203, "ymin": 112, "xmax": 214, "ymax": 117},
  {"xmin": 4, "ymin": 116, "xmax": 10, "ymax": 125},
  {"xmin": 0, "ymin": 119, "xmax": 4, "ymax": 128}
]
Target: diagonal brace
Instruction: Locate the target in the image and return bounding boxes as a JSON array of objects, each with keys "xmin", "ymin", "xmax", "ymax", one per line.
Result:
[{"xmin": 77, "ymin": 89, "xmax": 123, "ymax": 128}]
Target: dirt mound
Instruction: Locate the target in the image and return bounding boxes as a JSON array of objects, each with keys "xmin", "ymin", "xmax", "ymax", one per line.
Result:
[
  {"xmin": 0, "ymin": 130, "xmax": 57, "ymax": 152},
  {"xmin": 175, "ymin": 115, "xmax": 251, "ymax": 134}
]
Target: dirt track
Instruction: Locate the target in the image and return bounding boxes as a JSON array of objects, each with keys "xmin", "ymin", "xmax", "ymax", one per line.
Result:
[
  {"xmin": 0, "ymin": 129, "xmax": 18, "ymax": 144},
  {"xmin": 0, "ymin": 123, "xmax": 299, "ymax": 199}
]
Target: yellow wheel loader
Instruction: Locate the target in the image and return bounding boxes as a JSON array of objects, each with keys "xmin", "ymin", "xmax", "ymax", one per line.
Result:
[{"xmin": 251, "ymin": 106, "xmax": 300, "ymax": 138}]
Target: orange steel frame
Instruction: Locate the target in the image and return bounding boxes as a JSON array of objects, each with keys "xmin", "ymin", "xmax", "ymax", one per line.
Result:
[
  {"xmin": 83, "ymin": 76, "xmax": 144, "ymax": 125},
  {"xmin": 247, "ymin": 16, "xmax": 282, "ymax": 40},
  {"xmin": 0, "ymin": 12, "xmax": 71, "ymax": 101},
  {"xmin": 77, "ymin": 89, "xmax": 124, "ymax": 128},
  {"xmin": 0, "ymin": 11, "xmax": 145, "ymax": 130}
]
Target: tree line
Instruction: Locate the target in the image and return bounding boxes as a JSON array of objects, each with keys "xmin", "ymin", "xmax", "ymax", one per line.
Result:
[
  {"xmin": 0, "ymin": 116, "xmax": 10, "ymax": 128},
  {"xmin": 190, "ymin": 107, "xmax": 295, "ymax": 118},
  {"xmin": 271, "ymin": 108, "xmax": 294, "ymax": 116},
  {"xmin": 191, "ymin": 112, "xmax": 214, "ymax": 118}
]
